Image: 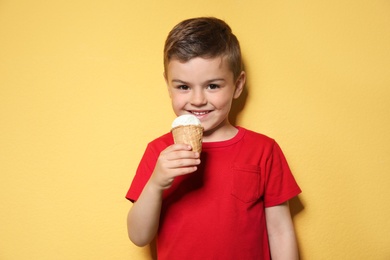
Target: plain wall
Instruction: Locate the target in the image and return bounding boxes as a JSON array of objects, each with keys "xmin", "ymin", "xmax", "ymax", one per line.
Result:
[{"xmin": 1, "ymin": 0, "xmax": 389, "ymax": 259}]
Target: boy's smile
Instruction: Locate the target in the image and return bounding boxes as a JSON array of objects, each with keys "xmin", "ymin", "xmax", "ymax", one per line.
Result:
[{"xmin": 165, "ymin": 56, "xmax": 245, "ymax": 142}]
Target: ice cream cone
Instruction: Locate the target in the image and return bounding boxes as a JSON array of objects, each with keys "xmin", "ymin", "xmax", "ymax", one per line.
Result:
[{"xmin": 171, "ymin": 124, "xmax": 203, "ymax": 153}]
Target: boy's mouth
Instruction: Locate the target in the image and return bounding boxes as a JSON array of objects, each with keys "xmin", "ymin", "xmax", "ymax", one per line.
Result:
[
  {"xmin": 190, "ymin": 110, "xmax": 210, "ymax": 115},
  {"xmin": 189, "ymin": 110, "xmax": 211, "ymax": 118}
]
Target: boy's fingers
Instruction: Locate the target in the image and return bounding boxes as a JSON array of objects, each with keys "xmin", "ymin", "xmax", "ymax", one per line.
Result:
[
  {"xmin": 162, "ymin": 145, "xmax": 200, "ymax": 160},
  {"xmin": 171, "ymin": 166, "xmax": 198, "ymax": 177},
  {"xmin": 170, "ymin": 158, "xmax": 200, "ymax": 169},
  {"xmin": 165, "ymin": 143, "xmax": 192, "ymax": 152}
]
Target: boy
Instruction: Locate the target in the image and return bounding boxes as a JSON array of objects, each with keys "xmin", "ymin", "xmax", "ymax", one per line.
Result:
[{"xmin": 126, "ymin": 17, "xmax": 301, "ymax": 259}]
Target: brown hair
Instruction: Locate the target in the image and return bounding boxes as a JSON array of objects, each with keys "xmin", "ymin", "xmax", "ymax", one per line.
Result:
[{"xmin": 164, "ymin": 17, "xmax": 243, "ymax": 80}]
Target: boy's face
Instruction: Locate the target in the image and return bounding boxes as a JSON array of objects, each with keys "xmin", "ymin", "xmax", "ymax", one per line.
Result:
[{"xmin": 165, "ymin": 56, "xmax": 245, "ymax": 141}]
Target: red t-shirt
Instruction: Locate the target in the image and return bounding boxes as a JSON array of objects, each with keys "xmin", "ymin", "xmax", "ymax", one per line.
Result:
[{"xmin": 126, "ymin": 127, "xmax": 301, "ymax": 260}]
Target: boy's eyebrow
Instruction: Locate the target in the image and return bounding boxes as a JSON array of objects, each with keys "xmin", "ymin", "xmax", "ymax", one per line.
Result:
[
  {"xmin": 205, "ymin": 78, "xmax": 226, "ymax": 83},
  {"xmin": 171, "ymin": 78, "xmax": 226, "ymax": 84},
  {"xmin": 171, "ymin": 79, "xmax": 189, "ymax": 84}
]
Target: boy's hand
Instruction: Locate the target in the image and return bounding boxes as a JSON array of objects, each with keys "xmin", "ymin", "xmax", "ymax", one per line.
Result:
[
  {"xmin": 150, "ymin": 144, "xmax": 200, "ymax": 190},
  {"xmin": 128, "ymin": 143, "xmax": 199, "ymax": 247}
]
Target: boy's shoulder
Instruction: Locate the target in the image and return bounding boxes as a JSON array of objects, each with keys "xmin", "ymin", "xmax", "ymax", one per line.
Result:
[
  {"xmin": 239, "ymin": 127, "xmax": 276, "ymax": 145},
  {"xmin": 146, "ymin": 131, "xmax": 174, "ymax": 149}
]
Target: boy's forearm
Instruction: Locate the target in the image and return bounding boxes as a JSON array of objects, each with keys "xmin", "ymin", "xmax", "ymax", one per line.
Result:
[
  {"xmin": 268, "ymin": 230, "xmax": 299, "ymax": 260},
  {"xmin": 127, "ymin": 181, "xmax": 163, "ymax": 247},
  {"xmin": 266, "ymin": 202, "xmax": 299, "ymax": 260}
]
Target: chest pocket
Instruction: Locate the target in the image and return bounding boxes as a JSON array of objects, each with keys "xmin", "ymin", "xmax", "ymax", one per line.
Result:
[{"xmin": 230, "ymin": 163, "xmax": 261, "ymax": 203}]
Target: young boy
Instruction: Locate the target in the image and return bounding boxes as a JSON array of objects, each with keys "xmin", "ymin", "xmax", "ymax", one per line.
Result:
[{"xmin": 126, "ymin": 17, "xmax": 301, "ymax": 259}]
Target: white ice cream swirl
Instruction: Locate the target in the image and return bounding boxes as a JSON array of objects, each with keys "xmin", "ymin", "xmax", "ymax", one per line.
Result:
[{"xmin": 171, "ymin": 114, "xmax": 201, "ymax": 128}]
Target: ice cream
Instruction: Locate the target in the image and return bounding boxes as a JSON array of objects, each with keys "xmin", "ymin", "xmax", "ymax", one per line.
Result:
[{"xmin": 171, "ymin": 115, "xmax": 203, "ymax": 153}]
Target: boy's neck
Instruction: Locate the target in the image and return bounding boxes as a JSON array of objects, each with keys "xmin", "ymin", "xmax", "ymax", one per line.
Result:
[{"xmin": 202, "ymin": 124, "xmax": 238, "ymax": 143}]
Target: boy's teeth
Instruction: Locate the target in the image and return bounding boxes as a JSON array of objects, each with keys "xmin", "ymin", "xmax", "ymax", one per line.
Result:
[{"xmin": 192, "ymin": 111, "xmax": 207, "ymax": 115}]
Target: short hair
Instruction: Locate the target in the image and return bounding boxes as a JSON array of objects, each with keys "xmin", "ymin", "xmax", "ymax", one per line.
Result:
[{"xmin": 164, "ymin": 17, "xmax": 243, "ymax": 80}]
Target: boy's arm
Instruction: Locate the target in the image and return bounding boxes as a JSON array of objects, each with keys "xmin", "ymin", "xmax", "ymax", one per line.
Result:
[
  {"xmin": 265, "ymin": 201, "xmax": 299, "ymax": 260},
  {"xmin": 127, "ymin": 180, "xmax": 163, "ymax": 247},
  {"xmin": 127, "ymin": 144, "xmax": 200, "ymax": 247}
]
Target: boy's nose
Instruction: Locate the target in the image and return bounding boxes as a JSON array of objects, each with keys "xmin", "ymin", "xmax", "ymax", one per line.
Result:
[{"xmin": 190, "ymin": 90, "xmax": 207, "ymax": 106}]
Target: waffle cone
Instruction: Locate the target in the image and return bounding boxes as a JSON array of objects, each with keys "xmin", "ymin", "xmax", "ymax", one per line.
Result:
[{"xmin": 171, "ymin": 125, "xmax": 203, "ymax": 153}]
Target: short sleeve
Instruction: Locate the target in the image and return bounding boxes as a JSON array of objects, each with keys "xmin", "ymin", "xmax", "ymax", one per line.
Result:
[
  {"xmin": 125, "ymin": 143, "xmax": 158, "ymax": 202},
  {"xmin": 263, "ymin": 141, "xmax": 301, "ymax": 207},
  {"xmin": 125, "ymin": 133, "xmax": 173, "ymax": 202}
]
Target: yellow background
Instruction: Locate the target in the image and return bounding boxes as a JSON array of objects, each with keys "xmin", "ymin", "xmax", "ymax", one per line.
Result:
[{"xmin": 1, "ymin": 1, "xmax": 389, "ymax": 259}]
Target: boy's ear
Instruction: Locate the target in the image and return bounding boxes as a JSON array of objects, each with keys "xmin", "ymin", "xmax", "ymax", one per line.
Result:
[{"xmin": 233, "ymin": 71, "xmax": 246, "ymax": 99}]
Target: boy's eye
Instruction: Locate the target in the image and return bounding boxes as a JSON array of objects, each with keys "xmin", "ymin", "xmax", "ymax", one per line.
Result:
[
  {"xmin": 207, "ymin": 84, "xmax": 219, "ymax": 90},
  {"xmin": 177, "ymin": 85, "xmax": 189, "ymax": 90}
]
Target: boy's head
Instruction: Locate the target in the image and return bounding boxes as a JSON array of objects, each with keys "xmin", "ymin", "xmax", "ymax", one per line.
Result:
[{"xmin": 164, "ymin": 17, "xmax": 243, "ymax": 81}]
